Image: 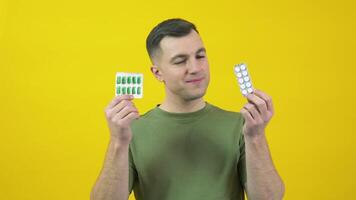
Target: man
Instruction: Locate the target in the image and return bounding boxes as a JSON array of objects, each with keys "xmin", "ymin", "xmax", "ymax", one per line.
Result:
[{"xmin": 91, "ymin": 18, "xmax": 285, "ymax": 200}]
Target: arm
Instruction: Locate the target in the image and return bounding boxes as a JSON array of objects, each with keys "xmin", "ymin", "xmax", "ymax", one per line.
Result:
[
  {"xmin": 91, "ymin": 95, "xmax": 139, "ymax": 200},
  {"xmin": 240, "ymin": 89, "xmax": 285, "ymax": 200},
  {"xmin": 91, "ymin": 141, "xmax": 130, "ymax": 200},
  {"xmin": 243, "ymin": 134, "xmax": 285, "ymax": 200}
]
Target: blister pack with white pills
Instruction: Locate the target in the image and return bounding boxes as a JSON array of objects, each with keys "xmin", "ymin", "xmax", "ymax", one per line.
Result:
[
  {"xmin": 233, "ymin": 63, "xmax": 254, "ymax": 96},
  {"xmin": 115, "ymin": 72, "xmax": 143, "ymax": 98}
]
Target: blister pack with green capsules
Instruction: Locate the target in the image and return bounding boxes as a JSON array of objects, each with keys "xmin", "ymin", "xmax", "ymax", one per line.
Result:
[
  {"xmin": 115, "ymin": 72, "xmax": 143, "ymax": 98},
  {"xmin": 233, "ymin": 63, "xmax": 254, "ymax": 96}
]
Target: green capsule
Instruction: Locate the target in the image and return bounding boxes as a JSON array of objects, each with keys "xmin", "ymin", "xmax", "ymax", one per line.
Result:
[
  {"xmin": 127, "ymin": 76, "xmax": 131, "ymax": 84},
  {"xmin": 137, "ymin": 76, "xmax": 141, "ymax": 84},
  {"xmin": 117, "ymin": 76, "xmax": 121, "ymax": 84},
  {"xmin": 132, "ymin": 76, "xmax": 136, "ymax": 84},
  {"xmin": 116, "ymin": 86, "xmax": 121, "ymax": 95},
  {"xmin": 122, "ymin": 76, "xmax": 126, "ymax": 84},
  {"xmin": 122, "ymin": 87, "xmax": 126, "ymax": 94},
  {"xmin": 127, "ymin": 87, "xmax": 131, "ymax": 94},
  {"xmin": 137, "ymin": 87, "xmax": 141, "ymax": 95},
  {"xmin": 132, "ymin": 87, "xmax": 136, "ymax": 94}
]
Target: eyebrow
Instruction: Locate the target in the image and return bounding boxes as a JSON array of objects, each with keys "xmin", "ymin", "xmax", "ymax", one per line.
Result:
[{"xmin": 170, "ymin": 47, "xmax": 206, "ymax": 64}]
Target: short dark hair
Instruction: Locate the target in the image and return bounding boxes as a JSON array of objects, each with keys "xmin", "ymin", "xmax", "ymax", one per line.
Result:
[{"xmin": 146, "ymin": 18, "xmax": 199, "ymax": 63}]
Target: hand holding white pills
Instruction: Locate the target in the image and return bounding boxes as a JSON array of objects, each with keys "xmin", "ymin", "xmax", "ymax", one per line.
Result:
[
  {"xmin": 104, "ymin": 94, "xmax": 140, "ymax": 144},
  {"xmin": 234, "ymin": 63, "xmax": 275, "ymax": 138},
  {"xmin": 240, "ymin": 90, "xmax": 274, "ymax": 138},
  {"xmin": 240, "ymin": 88, "xmax": 275, "ymax": 139}
]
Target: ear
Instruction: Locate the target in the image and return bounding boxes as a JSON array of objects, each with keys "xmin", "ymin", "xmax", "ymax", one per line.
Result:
[{"xmin": 150, "ymin": 65, "xmax": 164, "ymax": 82}]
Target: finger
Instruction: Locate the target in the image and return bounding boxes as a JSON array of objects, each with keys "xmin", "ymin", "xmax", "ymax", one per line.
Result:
[
  {"xmin": 240, "ymin": 107, "xmax": 254, "ymax": 124},
  {"xmin": 117, "ymin": 112, "xmax": 140, "ymax": 128},
  {"xmin": 254, "ymin": 89, "xmax": 274, "ymax": 114},
  {"xmin": 110, "ymin": 99, "xmax": 134, "ymax": 115},
  {"xmin": 112, "ymin": 105, "xmax": 138, "ymax": 122},
  {"xmin": 106, "ymin": 95, "xmax": 133, "ymax": 110},
  {"xmin": 120, "ymin": 111, "xmax": 140, "ymax": 125},
  {"xmin": 106, "ymin": 100, "xmax": 132, "ymax": 119},
  {"xmin": 244, "ymin": 103, "xmax": 263, "ymax": 122},
  {"xmin": 246, "ymin": 93, "xmax": 268, "ymax": 117}
]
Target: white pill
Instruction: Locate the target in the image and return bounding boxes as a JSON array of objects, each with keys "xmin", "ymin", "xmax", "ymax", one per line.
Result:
[
  {"xmin": 240, "ymin": 64, "xmax": 246, "ymax": 70},
  {"xmin": 242, "ymin": 90, "xmax": 248, "ymax": 95},
  {"xmin": 238, "ymin": 78, "xmax": 244, "ymax": 84},
  {"xmin": 234, "ymin": 66, "xmax": 240, "ymax": 73},
  {"xmin": 244, "ymin": 76, "xmax": 249, "ymax": 81},
  {"xmin": 247, "ymin": 88, "xmax": 253, "ymax": 93},
  {"xmin": 246, "ymin": 82, "xmax": 251, "ymax": 87},
  {"xmin": 240, "ymin": 84, "xmax": 246, "ymax": 89},
  {"xmin": 242, "ymin": 71, "xmax": 248, "ymax": 76},
  {"xmin": 237, "ymin": 72, "xmax": 242, "ymax": 77}
]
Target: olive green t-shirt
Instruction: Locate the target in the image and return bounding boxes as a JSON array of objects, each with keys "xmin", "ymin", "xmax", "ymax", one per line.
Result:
[{"xmin": 129, "ymin": 102, "xmax": 247, "ymax": 200}]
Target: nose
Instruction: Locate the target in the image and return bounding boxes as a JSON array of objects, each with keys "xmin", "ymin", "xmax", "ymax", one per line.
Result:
[{"xmin": 187, "ymin": 59, "xmax": 203, "ymax": 74}]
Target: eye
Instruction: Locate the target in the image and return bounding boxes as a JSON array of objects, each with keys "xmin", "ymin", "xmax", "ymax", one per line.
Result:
[
  {"xmin": 174, "ymin": 59, "xmax": 187, "ymax": 65},
  {"xmin": 196, "ymin": 55, "xmax": 205, "ymax": 59}
]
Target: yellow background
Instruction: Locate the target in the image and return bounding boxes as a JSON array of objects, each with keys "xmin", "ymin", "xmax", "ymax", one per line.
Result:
[{"xmin": 1, "ymin": 0, "xmax": 355, "ymax": 199}]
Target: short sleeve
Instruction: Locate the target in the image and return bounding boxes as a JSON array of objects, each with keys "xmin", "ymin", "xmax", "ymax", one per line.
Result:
[
  {"xmin": 129, "ymin": 144, "xmax": 138, "ymax": 194},
  {"xmin": 237, "ymin": 116, "xmax": 247, "ymax": 186}
]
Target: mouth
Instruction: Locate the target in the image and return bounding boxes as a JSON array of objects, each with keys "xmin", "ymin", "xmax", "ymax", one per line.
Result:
[{"xmin": 185, "ymin": 77, "xmax": 204, "ymax": 84}]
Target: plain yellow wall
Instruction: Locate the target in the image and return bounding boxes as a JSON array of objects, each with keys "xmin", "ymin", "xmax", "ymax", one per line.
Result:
[{"xmin": 1, "ymin": 0, "xmax": 355, "ymax": 199}]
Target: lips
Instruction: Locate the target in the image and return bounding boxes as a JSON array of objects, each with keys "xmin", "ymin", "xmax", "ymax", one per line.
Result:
[{"xmin": 186, "ymin": 77, "xmax": 204, "ymax": 83}]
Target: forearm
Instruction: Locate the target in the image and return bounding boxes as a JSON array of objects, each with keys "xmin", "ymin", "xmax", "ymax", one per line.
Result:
[
  {"xmin": 245, "ymin": 134, "xmax": 285, "ymax": 200},
  {"xmin": 91, "ymin": 140, "xmax": 130, "ymax": 200}
]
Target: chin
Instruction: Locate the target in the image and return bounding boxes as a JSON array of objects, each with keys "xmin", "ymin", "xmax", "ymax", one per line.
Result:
[{"xmin": 183, "ymin": 90, "xmax": 206, "ymax": 101}]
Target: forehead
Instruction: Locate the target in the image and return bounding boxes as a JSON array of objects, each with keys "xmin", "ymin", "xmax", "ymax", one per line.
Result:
[{"xmin": 159, "ymin": 31, "xmax": 204, "ymax": 57}]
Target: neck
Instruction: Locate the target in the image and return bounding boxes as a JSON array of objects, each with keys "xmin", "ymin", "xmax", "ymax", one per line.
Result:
[{"xmin": 159, "ymin": 95, "xmax": 206, "ymax": 113}]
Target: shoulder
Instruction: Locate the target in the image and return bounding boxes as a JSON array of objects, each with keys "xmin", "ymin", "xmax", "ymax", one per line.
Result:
[
  {"xmin": 205, "ymin": 103, "xmax": 245, "ymax": 130},
  {"xmin": 208, "ymin": 103, "xmax": 244, "ymax": 121},
  {"xmin": 131, "ymin": 107, "xmax": 157, "ymax": 127}
]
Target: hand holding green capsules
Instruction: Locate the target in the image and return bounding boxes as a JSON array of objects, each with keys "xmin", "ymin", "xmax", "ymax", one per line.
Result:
[
  {"xmin": 104, "ymin": 94, "xmax": 139, "ymax": 145},
  {"xmin": 103, "ymin": 73, "xmax": 143, "ymax": 145}
]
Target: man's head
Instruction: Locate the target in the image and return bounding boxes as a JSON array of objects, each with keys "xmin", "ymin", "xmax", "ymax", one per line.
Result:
[{"xmin": 146, "ymin": 18, "xmax": 210, "ymax": 102}]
